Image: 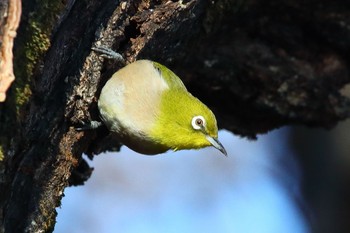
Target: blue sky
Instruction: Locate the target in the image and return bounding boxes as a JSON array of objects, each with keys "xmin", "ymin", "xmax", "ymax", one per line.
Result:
[{"xmin": 55, "ymin": 129, "xmax": 308, "ymax": 233}]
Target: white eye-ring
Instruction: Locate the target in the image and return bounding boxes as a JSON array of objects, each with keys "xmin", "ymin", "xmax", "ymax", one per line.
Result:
[{"xmin": 191, "ymin": 115, "xmax": 206, "ymax": 130}]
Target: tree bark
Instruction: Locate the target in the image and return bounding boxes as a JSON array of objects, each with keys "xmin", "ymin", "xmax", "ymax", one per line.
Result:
[{"xmin": 1, "ymin": 0, "xmax": 350, "ymax": 232}]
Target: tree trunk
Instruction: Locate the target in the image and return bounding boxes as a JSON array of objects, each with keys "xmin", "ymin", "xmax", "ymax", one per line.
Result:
[{"xmin": 1, "ymin": 0, "xmax": 350, "ymax": 232}]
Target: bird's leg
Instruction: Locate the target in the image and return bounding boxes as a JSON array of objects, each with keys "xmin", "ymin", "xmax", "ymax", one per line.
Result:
[
  {"xmin": 79, "ymin": 46, "xmax": 124, "ymax": 132},
  {"xmin": 92, "ymin": 46, "xmax": 125, "ymax": 62},
  {"xmin": 76, "ymin": 120, "xmax": 103, "ymax": 131}
]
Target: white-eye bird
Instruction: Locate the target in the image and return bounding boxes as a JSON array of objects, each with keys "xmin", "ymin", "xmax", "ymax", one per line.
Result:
[{"xmin": 97, "ymin": 59, "xmax": 227, "ymax": 156}]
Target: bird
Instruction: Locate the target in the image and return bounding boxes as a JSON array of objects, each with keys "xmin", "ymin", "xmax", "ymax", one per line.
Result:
[{"xmin": 94, "ymin": 47, "xmax": 227, "ymax": 156}]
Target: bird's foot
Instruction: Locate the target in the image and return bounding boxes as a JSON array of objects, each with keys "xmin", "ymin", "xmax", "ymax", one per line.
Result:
[
  {"xmin": 92, "ymin": 46, "xmax": 125, "ymax": 62},
  {"xmin": 76, "ymin": 120, "xmax": 103, "ymax": 131}
]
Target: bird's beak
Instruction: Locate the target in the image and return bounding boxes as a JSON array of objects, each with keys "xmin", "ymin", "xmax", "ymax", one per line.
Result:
[{"xmin": 206, "ymin": 135, "xmax": 227, "ymax": 156}]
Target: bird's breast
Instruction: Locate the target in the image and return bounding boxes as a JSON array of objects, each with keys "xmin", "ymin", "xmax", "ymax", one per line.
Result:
[{"xmin": 98, "ymin": 60, "xmax": 169, "ymax": 138}]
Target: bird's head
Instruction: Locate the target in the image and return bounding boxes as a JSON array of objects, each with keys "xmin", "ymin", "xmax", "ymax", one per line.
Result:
[{"xmin": 150, "ymin": 87, "xmax": 227, "ymax": 156}]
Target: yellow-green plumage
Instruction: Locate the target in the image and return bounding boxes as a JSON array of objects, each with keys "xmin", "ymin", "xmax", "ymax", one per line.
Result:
[
  {"xmin": 150, "ymin": 80, "xmax": 218, "ymax": 151},
  {"xmin": 98, "ymin": 60, "xmax": 226, "ymax": 155}
]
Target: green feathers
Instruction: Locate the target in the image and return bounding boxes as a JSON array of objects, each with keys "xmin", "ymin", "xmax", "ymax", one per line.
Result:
[
  {"xmin": 152, "ymin": 62, "xmax": 187, "ymax": 90},
  {"xmin": 151, "ymin": 88, "xmax": 218, "ymax": 151},
  {"xmin": 149, "ymin": 62, "xmax": 219, "ymax": 152}
]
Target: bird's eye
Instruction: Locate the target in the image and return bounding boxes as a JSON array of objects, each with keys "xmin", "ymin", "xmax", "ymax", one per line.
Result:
[{"xmin": 192, "ymin": 115, "xmax": 206, "ymax": 130}]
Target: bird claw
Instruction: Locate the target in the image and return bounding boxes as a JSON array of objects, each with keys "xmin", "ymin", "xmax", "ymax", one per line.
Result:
[
  {"xmin": 92, "ymin": 46, "xmax": 125, "ymax": 62},
  {"xmin": 76, "ymin": 120, "xmax": 103, "ymax": 131}
]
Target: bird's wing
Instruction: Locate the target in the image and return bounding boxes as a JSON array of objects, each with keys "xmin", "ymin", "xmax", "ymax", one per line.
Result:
[{"xmin": 152, "ymin": 62, "xmax": 187, "ymax": 91}]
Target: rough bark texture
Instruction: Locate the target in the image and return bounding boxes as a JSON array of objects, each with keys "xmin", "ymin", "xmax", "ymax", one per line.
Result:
[{"xmin": 1, "ymin": 0, "xmax": 350, "ymax": 232}]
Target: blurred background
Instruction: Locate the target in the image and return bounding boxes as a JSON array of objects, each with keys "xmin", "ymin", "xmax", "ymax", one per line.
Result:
[{"xmin": 55, "ymin": 120, "xmax": 350, "ymax": 233}]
